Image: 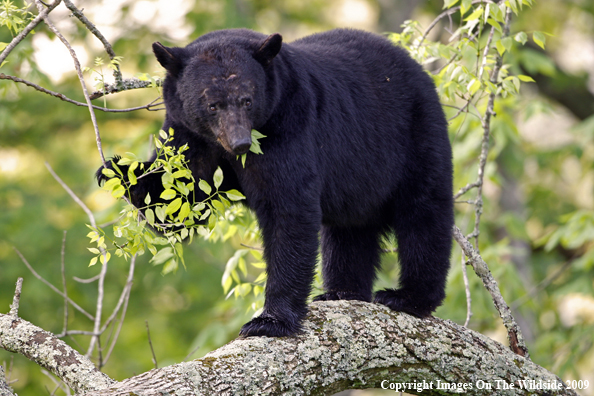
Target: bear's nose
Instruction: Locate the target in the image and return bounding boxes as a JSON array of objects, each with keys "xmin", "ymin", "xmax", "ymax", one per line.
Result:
[{"xmin": 231, "ymin": 137, "xmax": 252, "ymax": 155}]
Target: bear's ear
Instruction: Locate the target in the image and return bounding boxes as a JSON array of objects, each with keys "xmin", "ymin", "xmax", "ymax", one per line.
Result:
[
  {"xmin": 153, "ymin": 42, "xmax": 184, "ymax": 77},
  {"xmin": 254, "ymin": 33, "xmax": 282, "ymax": 67}
]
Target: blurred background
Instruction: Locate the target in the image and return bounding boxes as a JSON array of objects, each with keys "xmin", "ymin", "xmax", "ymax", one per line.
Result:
[{"xmin": 1, "ymin": 0, "xmax": 593, "ymax": 394}]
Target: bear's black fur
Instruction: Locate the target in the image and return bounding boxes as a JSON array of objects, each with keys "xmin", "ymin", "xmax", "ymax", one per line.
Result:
[{"xmin": 97, "ymin": 28, "xmax": 454, "ymax": 337}]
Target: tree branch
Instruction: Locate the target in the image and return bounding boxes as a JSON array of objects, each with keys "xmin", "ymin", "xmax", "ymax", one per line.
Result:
[
  {"xmin": 77, "ymin": 301, "xmax": 574, "ymax": 396},
  {"xmin": 453, "ymin": 226, "xmax": 530, "ymax": 358},
  {"xmin": 0, "ymin": 0, "xmax": 61, "ymax": 66},
  {"xmin": 0, "ymin": 73, "xmax": 164, "ymax": 111},
  {"xmin": 0, "ymin": 314, "xmax": 115, "ymax": 394}
]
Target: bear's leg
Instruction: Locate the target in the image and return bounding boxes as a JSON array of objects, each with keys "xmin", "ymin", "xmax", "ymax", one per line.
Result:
[
  {"xmin": 313, "ymin": 225, "xmax": 382, "ymax": 303},
  {"xmin": 239, "ymin": 210, "xmax": 320, "ymax": 337},
  {"xmin": 374, "ymin": 203, "xmax": 452, "ymax": 317}
]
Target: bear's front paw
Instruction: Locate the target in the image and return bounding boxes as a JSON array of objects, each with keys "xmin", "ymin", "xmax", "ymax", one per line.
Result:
[
  {"xmin": 313, "ymin": 290, "xmax": 371, "ymax": 302},
  {"xmin": 239, "ymin": 315, "xmax": 301, "ymax": 337},
  {"xmin": 374, "ymin": 288, "xmax": 436, "ymax": 318},
  {"xmin": 95, "ymin": 155, "xmax": 122, "ymax": 186}
]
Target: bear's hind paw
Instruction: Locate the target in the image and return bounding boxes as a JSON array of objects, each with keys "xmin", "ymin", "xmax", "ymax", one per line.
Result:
[
  {"xmin": 374, "ymin": 288, "xmax": 437, "ymax": 318},
  {"xmin": 239, "ymin": 315, "xmax": 302, "ymax": 337}
]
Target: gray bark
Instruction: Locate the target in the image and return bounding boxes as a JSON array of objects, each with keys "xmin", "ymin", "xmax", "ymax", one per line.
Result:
[
  {"xmin": 77, "ymin": 301, "xmax": 575, "ymax": 396},
  {"xmin": 0, "ymin": 314, "xmax": 115, "ymax": 394}
]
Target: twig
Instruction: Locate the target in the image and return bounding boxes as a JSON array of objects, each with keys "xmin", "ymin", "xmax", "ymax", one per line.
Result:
[
  {"xmin": 183, "ymin": 344, "xmax": 202, "ymax": 362},
  {"xmin": 453, "ymin": 225, "xmax": 530, "ymax": 358},
  {"xmin": 461, "ymin": 255, "xmax": 472, "ymax": 327},
  {"xmin": 86, "ymin": 259, "xmax": 107, "ymax": 361},
  {"xmin": 60, "ymin": 231, "xmax": 68, "ymax": 336},
  {"xmin": 45, "ymin": 162, "xmax": 97, "ymax": 228},
  {"xmin": 0, "ymin": 0, "xmax": 61, "ymax": 66},
  {"xmin": 0, "ymin": 73, "xmax": 164, "ymax": 111},
  {"xmin": 146, "ymin": 321, "xmax": 158, "ymax": 369},
  {"xmin": 470, "ymin": 6, "xmax": 513, "ymax": 251},
  {"xmin": 36, "ymin": 1, "xmax": 106, "ymax": 166},
  {"xmin": 9, "ymin": 278, "xmax": 23, "ymax": 317},
  {"xmin": 73, "ymin": 274, "xmax": 102, "ymax": 284},
  {"xmin": 62, "ymin": 0, "xmax": 123, "ymax": 86},
  {"xmin": 511, "ymin": 259, "xmax": 573, "ymax": 310},
  {"xmin": 13, "ymin": 248, "xmax": 94, "ymax": 321},
  {"xmin": 101, "ymin": 255, "xmax": 136, "ymax": 367},
  {"xmin": 90, "ymin": 78, "xmax": 163, "ymax": 100}
]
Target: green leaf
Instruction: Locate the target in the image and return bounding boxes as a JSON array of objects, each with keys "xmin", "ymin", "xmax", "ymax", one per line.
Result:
[
  {"xmin": 179, "ymin": 201, "xmax": 191, "ymax": 220},
  {"xmin": 517, "ymin": 75, "xmax": 535, "ymax": 82},
  {"xmin": 99, "ymin": 252, "xmax": 111, "ymax": 265},
  {"xmin": 88, "ymin": 247, "xmax": 100, "ymax": 254},
  {"xmin": 0, "ymin": 42, "xmax": 8, "ymax": 51},
  {"xmin": 199, "ymin": 180, "xmax": 212, "ymax": 195},
  {"xmin": 225, "ymin": 189, "xmax": 245, "ymax": 201},
  {"xmin": 150, "ymin": 247, "xmax": 174, "ymax": 265},
  {"xmin": 514, "ymin": 31, "xmax": 528, "ymax": 45},
  {"xmin": 89, "ymin": 256, "xmax": 98, "ymax": 267},
  {"xmin": 165, "ymin": 198, "xmax": 182, "ymax": 215},
  {"xmin": 144, "ymin": 193, "xmax": 151, "ymax": 205},
  {"xmin": 213, "ymin": 167, "xmax": 224, "ymax": 189},
  {"xmin": 155, "ymin": 205, "xmax": 167, "ymax": 223},
  {"xmin": 159, "ymin": 129, "xmax": 168, "ymax": 140},
  {"xmin": 160, "ymin": 189, "xmax": 176, "ymax": 200},
  {"xmin": 101, "ymin": 168, "xmax": 116, "ymax": 178},
  {"xmin": 533, "ymin": 31, "xmax": 546, "ymax": 50},
  {"xmin": 467, "ymin": 79, "xmax": 481, "ymax": 95},
  {"xmin": 487, "ymin": 18, "xmax": 502, "ymax": 32},
  {"xmin": 212, "ymin": 199, "xmax": 226, "ymax": 213},
  {"xmin": 443, "ymin": 0, "xmax": 459, "ymax": 8},
  {"xmin": 464, "ymin": 7, "xmax": 483, "ymax": 21},
  {"xmin": 162, "ymin": 258, "xmax": 178, "ymax": 274},
  {"xmin": 111, "ymin": 184, "xmax": 126, "ymax": 198},
  {"xmin": 145, "ymin": 208, "xmax": 155, "ymax": 225}
]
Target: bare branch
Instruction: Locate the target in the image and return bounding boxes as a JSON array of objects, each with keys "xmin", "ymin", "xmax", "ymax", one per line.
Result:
[
  {"xmin": 62, "ymin": 0, "xmax": 123, "ymax": 86},
  {"xmin": 453, "ymin": 225, "xmax": 530, "ymax": 358},
  {"xmin": 8, "ymin": 278, "xmax": 23, "ymax": 317},
  {"xmin": 89, "ymin": 78, "xmax": 163, "ymax": 100},
  {"xmin": 0, "ymin": 0, "xmax": 61, "ymax": 66},
  {"xmin": 461, "ymin": 255, "xmax": 473, "ymax": 327},
  {"xmin": 60, "ymin": 231, "xmax": 69, "ymax": 336},
  {"xmin": 145, "ymin": 321, "xmax": 158, "ymax": 369},
  {"xmin": 0, "ymin": 314, "xmax": 115, "ymax": 393},
  {"xmin": 13, "ymin": 248, "xmax": 95, "ymax": 321},
  {"xmin": 0, "ymin": 73, "xmax": 164, "ymax": 111},
  {"xmin": 0, "ymin": 365, "xmax": 16, "ymax": 396},
  {"xmin": 36, "ymin": 1, "xmax": 106, "ymax": 166}
]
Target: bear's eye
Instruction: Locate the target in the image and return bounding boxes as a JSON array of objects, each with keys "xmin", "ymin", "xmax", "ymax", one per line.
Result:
[
  {"xmin": 244, "ymin": 99, "xmax": 252, "ymax": 108},
  {"xmin": 208, "ymin": 104, "xmax": 217, "ymax": 112}
]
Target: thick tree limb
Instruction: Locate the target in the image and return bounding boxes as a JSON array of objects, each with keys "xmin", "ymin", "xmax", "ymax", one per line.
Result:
[
  {"xmin": 77, "ymin": 301, "xmax": 573, "ymax": 396},
  {"xmin": 0, "ymin": 314, "xmax": 115, "ymax": 394}
]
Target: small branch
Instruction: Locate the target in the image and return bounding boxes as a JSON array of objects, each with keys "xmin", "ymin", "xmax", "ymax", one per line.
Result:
[
  {"xmin": 145, "ymin": 321, "xmax": 158, "ymax": 369},
  {"xmin": 0, "ymin": 0, "xmax": 61, "ymax": 66},
  {"xmin": 73, "ymin": 274, "xmax": 102, "ymax": 284},
  {"xmin": 461, "ymin": 255, "xmax": 473, "ymax": 327},
  {"xmin": 0, "ymin": 73, "xmax": 164, "ymax": 111},
  {"xmin": 89, "ymin": 78, "xmax": 163, "ymax": 100},
  {"xmin": 101, "ymin": 256, "xmax": 136, "ymax": 367},
  {"xmin": 62, "ymin": 0, "xmax": 123, "ymax": 86},
  {"xmin": 0, "ymin": 365, "xmax": 16, "ymax": 396},
  {"xmin": 36, "ymin": 1, "xmax": 106, "ymax": 166},
  {"xmin": 8, "ymin": 278, "xmax": 23, "ymax": 317},
  {"xmin": 45, "ymin": 162, "xmax": 98, "ymax": 228},
  {"xmin": 511, "ymin": 259, "xmax": 573, "ymax": 310},
  {"xmin": 454, "ymin": 181, "xmax": 480, "ymax": 199},
  {"xmin": 13, "ymin": 248, "xmax": 94, "ymax": 321},
  {"xmin": 0, "ymin": 314, "xmax": 115, "ymax": 393},
  {"xmin": 60, "ymin": 231, "xmax": 69, "ymax": 336},
  {"xmin": 453, "ymin": 225, "xmax": 530, "ymax": 358}
]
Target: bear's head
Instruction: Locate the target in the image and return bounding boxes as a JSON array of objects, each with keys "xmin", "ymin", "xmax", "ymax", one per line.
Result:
[{"xmin": 152, "ymin": 31, "xmax": 282, "ymax": 155}]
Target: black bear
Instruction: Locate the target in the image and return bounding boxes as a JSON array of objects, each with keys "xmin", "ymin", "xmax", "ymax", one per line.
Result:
[{"xmin": 97, "ymin": 28, "xmax": 453, "ymax": 337}]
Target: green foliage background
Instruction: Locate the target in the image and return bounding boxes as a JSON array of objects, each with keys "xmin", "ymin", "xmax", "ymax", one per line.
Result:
[{"xmin": 1, "ymin": 0, "xmax": 593, "ymax": 394}]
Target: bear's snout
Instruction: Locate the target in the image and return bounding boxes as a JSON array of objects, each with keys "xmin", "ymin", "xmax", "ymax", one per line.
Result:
[{"xmin": 229, "ymin": 135, "xmax": 252, "ymax": 155}]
